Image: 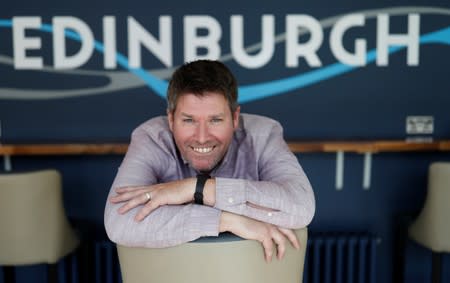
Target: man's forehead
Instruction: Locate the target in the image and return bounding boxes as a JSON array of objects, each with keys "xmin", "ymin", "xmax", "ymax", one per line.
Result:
[{"xmin": 174, "ymin": 93, "xmax": 231, "ymax": 114}]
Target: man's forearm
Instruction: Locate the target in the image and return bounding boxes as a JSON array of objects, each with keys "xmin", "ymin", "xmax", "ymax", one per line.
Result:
[
  {"xmin": 105, "ymin": 201, "xmax": 221, "ymax": 248},
  {"xmin": 218, "ymin": 211, "xmax": 300, "ymax": 262}
]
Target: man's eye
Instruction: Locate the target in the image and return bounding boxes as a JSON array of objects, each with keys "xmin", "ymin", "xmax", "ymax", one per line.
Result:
[
  {"xmin": 211, "ymin": 118, "xmax": 223, "ymax": 123},
  {"xmin": 183, "ymin": 118, "xmax": 194, "ymax": 123}
]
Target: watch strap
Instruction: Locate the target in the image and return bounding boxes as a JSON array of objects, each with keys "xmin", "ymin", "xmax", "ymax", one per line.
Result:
[{"xmin": 194, "ymin": 173, "xmax": 210, "ymax": 205}]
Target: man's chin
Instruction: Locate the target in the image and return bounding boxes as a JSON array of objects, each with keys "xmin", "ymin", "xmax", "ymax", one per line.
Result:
[
  {"xmin": 192, "ymin": 165, "xmax": 213, "ymax": 173},
  {"xmin": 191, "ymin": 161, "xmax": 215, "ymax": 173}
]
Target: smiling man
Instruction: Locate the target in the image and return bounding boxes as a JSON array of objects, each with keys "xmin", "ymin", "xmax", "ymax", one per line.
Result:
[{"xmin": 104, "ymin": 60, "xmax": 315, "ymax": 262}]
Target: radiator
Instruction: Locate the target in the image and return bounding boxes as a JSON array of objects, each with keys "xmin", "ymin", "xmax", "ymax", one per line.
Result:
[
  {"xmin": 93, "ymin": 241, "xmax": 122, "ymax": 283},
  {"xmin": 304, "ymin": 233, "xmax": 378, "ymax": 283},
  {"xmin": 51, "ymin": 241, "xmax": 122, "ymax": 283}
]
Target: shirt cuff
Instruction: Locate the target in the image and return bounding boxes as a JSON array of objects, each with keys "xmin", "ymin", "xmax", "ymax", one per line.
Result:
[
  {"xmin": 214, "ymin": 177, "xmax": 247, "ymax": 211},
  {"xmin": 185, "ymin": 205, "xmax": 222, "ymax": 238}
]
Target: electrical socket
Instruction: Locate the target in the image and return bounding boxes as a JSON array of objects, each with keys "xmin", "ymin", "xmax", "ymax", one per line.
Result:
[{"xmin": 406, "ymin": 116, "xmax": 434, "ymax": 134}]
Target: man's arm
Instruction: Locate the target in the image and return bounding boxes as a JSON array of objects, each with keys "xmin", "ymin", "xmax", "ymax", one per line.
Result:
[
  {"xmin": 112, "ymin": 120, "xmax": 314, "ymax": 232},
  {"xmin": 219, "ymin": 211, "xmax": 300, "ymax": 262},
  {"xmin": 106, "ymin": 119, "xmax": 314, "ymax": 250},
  {"xmin": 108, "ymin": 178, "xmax": 301, "ymax": 261},
  {"xmin": 213, "ymin": 120, "xmax": 315, "ymax": 228},
  {"xmin": 213, "ymin": 155, "xmax": 314, "ymax": 228},
  {"xmin": 104, "ymin": 127, "xmax": 222, "ymax": 248},
  {"xmin": 109, "ymin": 177, "xmax": 301, "ymax": 262},
  {"xmin": 178, "ymin": 121, "xmax": 315, "ymax": 228}
]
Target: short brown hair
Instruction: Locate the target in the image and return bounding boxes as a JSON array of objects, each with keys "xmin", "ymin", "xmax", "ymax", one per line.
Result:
[{"xmin": 167, "ymin": 60, "xmax": 238, "ymax": 113}]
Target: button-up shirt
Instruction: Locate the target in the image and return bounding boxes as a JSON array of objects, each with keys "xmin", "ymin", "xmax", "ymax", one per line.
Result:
[{"xmin": 104, "ymin": 113, "xmax": 315, "ymax": 248}]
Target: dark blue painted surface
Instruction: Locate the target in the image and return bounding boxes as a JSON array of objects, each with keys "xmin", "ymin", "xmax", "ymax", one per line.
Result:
[{"xmin": 1, "ymin": 1, "xmax": 449, "ymax": 282}]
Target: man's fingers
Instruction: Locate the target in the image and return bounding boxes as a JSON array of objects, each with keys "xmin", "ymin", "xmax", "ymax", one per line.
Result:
[
  {"xmin": 217, "ymin": 214, "xmax": 296, "ymax": 263},
  {"xmin": 261, "ymin": 238, "xmax": 274, "ymax": 263},
  {"xmin": 279, "ymin": 228, "xmax": 300, "ymax": 250},
  {"xmin": 117, "ymin": 195, "xmax": 144, "ymax": 214},
  {"xmin": 117, "ymin": 191, "xmax": 151, "ymax": 214},
  {"xmin": 275, "ymin": 241, "xmax": 286, "ymax": 260},
  {"xmin": 135, "ymin": 200, "xmax": 159, "ymax": 221},
  {"xmin": 115, "ymin": 186, "xmax": 147, "ymax": 193},
  {"xmin": 110, "ymin": 188, "xmax": 145, "ymax": 203},
  {"xmin": 277, "ymin": 244, "xmax": 286, "ymax": 260},
  {"xmin": 261, "ymin": 227, "xmax": 289, "ymax": 262},
  {"xmin": 271, "ymin": 231, "xmax": 286, "ymax": 260}
]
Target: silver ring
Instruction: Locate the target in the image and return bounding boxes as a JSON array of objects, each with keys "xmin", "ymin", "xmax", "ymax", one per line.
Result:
[{"xmin": 145, "ymin": 192, "xmax": 151, "ymax": 201}]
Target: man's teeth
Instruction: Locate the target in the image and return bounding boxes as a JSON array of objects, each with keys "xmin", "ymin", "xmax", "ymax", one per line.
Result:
[{"xmin": 193, "ymin": 147, "xmax": 213, "ymax": 153}]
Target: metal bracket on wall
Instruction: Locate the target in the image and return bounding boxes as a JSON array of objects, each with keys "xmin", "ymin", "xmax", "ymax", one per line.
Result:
[
  {"xmin": 335, "ymin": 151, "xmax": 374, "ymax": 190},
  {"xmin": 363, "ymin": 152, "xmax": 373, "ymax": 190},
  {"xmin": 335, "ymin": 151, "xmax": 344, "ymax": 190},
  {"xmin": 3, "ymin": 155, "xmax": 12, "ymax": 171}
]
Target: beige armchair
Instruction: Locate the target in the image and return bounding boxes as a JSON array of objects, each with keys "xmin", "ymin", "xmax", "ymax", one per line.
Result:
[
  {"xmin": 117, "ymin": 227, "xmax": 307, "ymax": 283},
  {"xmin": 409, "ymin": 162, "xmax": 450, "ymax": 283},
  {"xmin": 0, "ymin": 169, "xmax": 80, "ymax": 282}
]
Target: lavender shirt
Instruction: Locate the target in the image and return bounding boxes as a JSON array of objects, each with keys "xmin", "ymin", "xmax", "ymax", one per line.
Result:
[{"xmin": 104, "ymin": 113, "xmax": 315, "ymax": 248}]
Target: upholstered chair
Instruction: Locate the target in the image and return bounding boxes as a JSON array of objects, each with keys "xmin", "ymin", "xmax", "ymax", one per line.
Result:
[
  {"xmin": 117, "ymin": 227, "xmax": 307, "ymax": 283},
  {"xmin": 409, "ymin": 162, "xmax": 450, "ymax": 283},
  {"xmin": 0, "ymin": 169, "xmax": 80, "ymax": 283}
]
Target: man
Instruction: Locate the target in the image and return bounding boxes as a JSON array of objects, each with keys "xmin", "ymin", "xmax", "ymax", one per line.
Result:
[{"xmin": 104, "ymin": 60, "xmax": 315, "ymax": 262}]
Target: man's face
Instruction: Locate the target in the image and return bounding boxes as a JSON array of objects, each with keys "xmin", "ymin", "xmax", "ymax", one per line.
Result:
[{"xmin": 168, "ymin": 92, "xmax": 240, "ymax": 172}]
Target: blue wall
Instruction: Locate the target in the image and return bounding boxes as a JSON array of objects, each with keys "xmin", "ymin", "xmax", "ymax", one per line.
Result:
[{"xmin": 1, "ymin": 1, "xmax": 450, "ymax": 282}]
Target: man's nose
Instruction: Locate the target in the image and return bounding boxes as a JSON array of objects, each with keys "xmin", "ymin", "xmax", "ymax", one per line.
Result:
[{"xmin": 195, "ymin": 122, "xmax": 209, "ymax": 143}]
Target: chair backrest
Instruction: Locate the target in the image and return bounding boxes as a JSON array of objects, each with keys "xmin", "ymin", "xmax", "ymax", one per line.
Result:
[
  {"xmin": 0, "ymin": 169, "xmax": 79, "ymax": 265},
  {"xmin": 117, "ymin": 227, "xmax": 307, "ymax": 283},
  {"xmin": 409, "ymin": 162, "xmax": 450, "ymax": 252}
]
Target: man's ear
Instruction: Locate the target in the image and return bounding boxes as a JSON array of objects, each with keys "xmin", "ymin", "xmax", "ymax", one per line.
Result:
[
  {"xmin": 232, "ymin": 106, "xmax": 241, "ymax": 129},
  {"xmin": 167, "ymin": 109, "xmax": 174, "ymax": 132}
]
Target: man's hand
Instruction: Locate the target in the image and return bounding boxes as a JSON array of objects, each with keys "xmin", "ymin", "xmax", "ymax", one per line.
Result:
[
  {"xmin": 219, "ymin": 212, "xmax": 300, "ymax": 263},
  {"xmin": 110, "ymin": 178, "xmax": 197, "ymax": 221}
]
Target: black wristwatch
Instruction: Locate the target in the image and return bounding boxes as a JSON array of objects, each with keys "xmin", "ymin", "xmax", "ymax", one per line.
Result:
[{"xmin": 194, "ymin": 174, "xmax": 210, "ymax": 205}]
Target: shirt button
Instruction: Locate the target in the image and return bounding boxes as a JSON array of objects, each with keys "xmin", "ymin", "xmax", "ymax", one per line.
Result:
[
  {"xmin": 228, "ymin": 197, "xmax": 234, "ymax": 203},
  {"xmin": 268, "ymin": 212, "xmax": 273, "ymax": 217}
]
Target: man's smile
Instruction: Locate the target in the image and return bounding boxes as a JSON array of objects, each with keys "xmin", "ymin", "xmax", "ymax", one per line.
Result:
[{"xmin": 192, "ymin": 146, "xmax": 215, "ymax": 154}]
